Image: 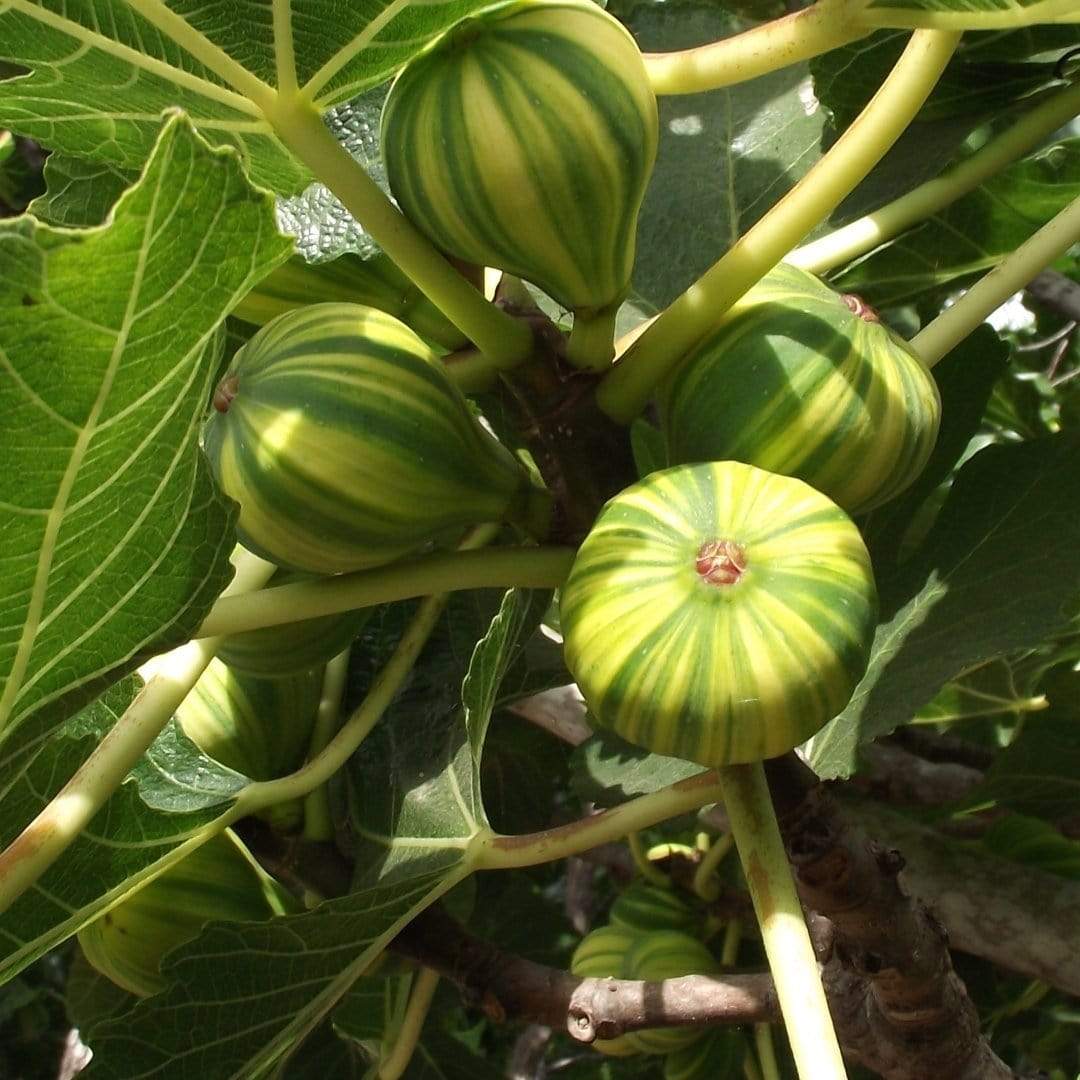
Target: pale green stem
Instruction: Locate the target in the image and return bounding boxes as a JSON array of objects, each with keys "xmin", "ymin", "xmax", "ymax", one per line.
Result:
[
  {"xmin": 565, "ymin": 304, "xmax": 619, "ymax": 372},
  {"xmin": 692, "ymin": 831, "xmax": 735, "ymax": 902},
  {"xmin": 378, "ymin": 968, "xmax": 440, "ymax": 1080},
  {"xmin": 302, "ymin": 649, "xmax": 352, "ymax": 843},
  {"xmin": 264, "ymin": 98, "xmax": 533, "ymax": 369},
  {"xmin": 271, "ymin": 0, "xmax": 298, "ymax": 96},
  {"xmin": 721, "ymin": 918, "xmax": 743, "ymax": 967},
  {"xmin": 476, "ymin": 771, "xmax": 723, "ymax": 870},
  {"xmin": 628, "ymin": 831, "xmax": 670, "ymax": 886},
  {"xmin": 790, "ymin": 79, "xmax": 1080, "ymax": 275},
  {"xmin": 854, "ymin": 0, "xmax": 1080, "ymax": 31},
  {"xmin": 910, "ymin": 194, "xmax": 1080, "ymax": 368},
  {"xmin": 0, "ymin": 549, "xmax": 276, "ymax": 918},
  {"xmin": 196, "ymin": 547, "xmax": 576, "ymax": 639},
  {"xmin": 743, "ymin": 1050, "xmax": 764, "ymax": 1080},
  {"xmin": 720, "ymin": 762, "xmax": 845, "ymax": 1080},
  {"xmin": 238, "ymin": 590, "xmax": 448, "ymax": 818},
  {"xmin": 754, "ymin": 1023, "xmax": 781, "ymax": 1080},
  {"xmin": 644, "ymin": 0, "xmax": 869, "ymax": 96},
  {"xmin": 596, "ymin": 29, "xmax": 962, "ymax": 423}
]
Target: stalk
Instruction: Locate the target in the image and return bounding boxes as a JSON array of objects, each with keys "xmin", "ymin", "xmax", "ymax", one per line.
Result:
[
  {"xmin": 692, "ymin": 831, "xmax": 735, "ymax": 901},
  {"xmin": 910, "ymin": 195, "xmax": 1080, "ymax": 368},
  {"xmin": 566, "ymin": 304, "xmax": 620, "ymax": 372},
  {"xmin": 264, "ymin": 98, "xmax": 533, "ymax": 370},
  {"xmin": 596, "ymin": 29, "xmax": 962, "ymax": 423},
  {"xmin": 302, "ymin": 649, "xmax": 352, "ymax": 843},
  {"xmin": 476, "ymin": 771, "xmax": 724, "ymax": 870},
  {"xmin": 644, "ymin": 0, "xmax": 868, "ymax": 96},
  {"xmin": 754, "ymin": 1023, "xmax": 782, "ymax": 1080},
  {"xmin": 378, "ymin": 968, "xmax": 441, "ymax": 1080},
  {"xmin": 628, "ymin": 831, "xmax": 670, "ymax": 886},
  {"xmin": 0, "ymin": 548, "xmax": 276, "ymax": 918},
  {"xmin": 790, "ymin": 79, "xmax": 1080, "ymax": 276},
  {"xmin": 720, "ymin": 762, "xmax": 846, "ymax": 1080},
  {"xmin": 196, "ymin": 547, "xmax": 576, "ymax": 639}
]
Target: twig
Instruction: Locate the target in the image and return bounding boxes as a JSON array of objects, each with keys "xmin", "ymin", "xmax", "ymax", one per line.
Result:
[
  {"xmin": 391, "ymin": 905, "xmax": 779, "ymax": 1040},
  {"xmin": 1025, "ymin": 269, "xmax": 1080, "ymax": 322}
]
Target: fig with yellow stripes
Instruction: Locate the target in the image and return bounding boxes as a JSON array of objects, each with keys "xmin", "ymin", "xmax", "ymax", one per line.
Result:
[
  {"xmin": 560, "ymin": 461, "xmax": 878, "ymax": 766},
  {"xmin": 660, "ymin": 263, "xmax": 941, "ymax": 515},
  {"xmin": 77, "ymin": 831, "xmax": 295, "ymax": 997},
  {"xmin": 202, "ymin": 303, "xmax": 550, "ymax": 574},
  {"xmin": 380, "ymin": 0, "xmax": 658, "ymax": 330}
]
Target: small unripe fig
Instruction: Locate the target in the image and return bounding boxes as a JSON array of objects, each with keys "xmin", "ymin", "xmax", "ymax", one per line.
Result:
[
  {"xmin": 609, "ymin": 882, "xmax": 699, "ymax": 936},
  {"xmin": 570, "ymin": 926, "xmax": 718, "ymax": 1055},
  {"xmin": 381, "ymin": 0, "xmax": 658, "ymax": 320},
  {"xmin": 661, "ymin": 262, "xmax": 941, "ymax": 515},
  {"xmin": 176, "ymin": 658, "xmax": 320, "ymax": 783},
  {"xmin": 203, "ymin": 303, "xmax": 550, "ymax": 574},
  {"xmin": 560, "ymin": 461, "xmax": 878, "ymax": 766},
  {"xmin": 233, "ymin": 253, "xmax": 467, "ymax": 352},
  {"xmin": 77, "ymin": 831, "xmax": 294, "ymax": 997}
]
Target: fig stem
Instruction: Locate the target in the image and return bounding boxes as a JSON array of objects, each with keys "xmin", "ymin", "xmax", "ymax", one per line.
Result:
[
  {"xmin": 627, "ymin": 831, "xmax": 670, "ymax": 887},
  {"xmin": 265, "ymin": 97, "xmax": 534, "ymax": 371},
  {"xmin": 910, "ymin": 194, "xmax": 1080, "ymax": 368},
  {"xmin": 754, "ymin": 1022, "xmax": 782, "ymax": 1080},
  {"xmin": 643, "ymin": 0, "xmax": 868, "ymax": 96},
  {"xmin": 477, "ymin": 771, "xmax": 725, "ymax": 871},
  {"xmin": 0, "ymin": 547, "xmax": 277, "ymax": 919},
  {"xmin": 237, "ymin": 525, "xmax": 501, "ymax": 819},
  {"xmin": 302, "ymin": 648, "xmax": 352, "ymax": 843},
  {"xmin": 719, "ymin": 761, "xmax": 847, "ymax": 1080},
  {"xmin": 565, "ymin": 304, "xmax": 619, "ymax": 372},
  {"xmin": 691, "ymin": 830, "xmax": 734, "ymax": 902},
  {"xmin": 790, "ymin": 79, "xmax": 1080, "ymax": 277},
  {"xmin": 378, "ymin": 967, "xmax": 441, "ymax": 1080},
  {"xmin": 196, "ymin": 546, "xmax": 576, "ymax": 639},
  {"xmin": 595, "ymin": 29, "xmax": 961, "ymax": 424}
]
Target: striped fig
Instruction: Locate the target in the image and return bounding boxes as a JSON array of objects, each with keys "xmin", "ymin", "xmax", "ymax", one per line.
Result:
[
  {"xmin": 203, "ymin": 303, "xmax": 550, "ymax": 574},
  {"xmin": 661, "ymin": 262, "xmax": 940, "ymax": 515},
  {"xmin": 560, "ymin": 461, "xmax": 878, "ymax": 766}
]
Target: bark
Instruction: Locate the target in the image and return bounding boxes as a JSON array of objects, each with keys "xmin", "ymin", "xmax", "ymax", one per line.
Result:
[
  {"xmin": 855, "ymin": 800, "xmax": 1080, "ymax": 998},
  {"xmin": 1026, "ymin": 269, "xmax": 1080, "ymax": 321},
  {"xmin": 766, "ymin": 756, "xmax": 1023, "ymax": 1080},
  {"xmin": 391, "ymin": 904, "xmax": 779, "ymax": 1041}
]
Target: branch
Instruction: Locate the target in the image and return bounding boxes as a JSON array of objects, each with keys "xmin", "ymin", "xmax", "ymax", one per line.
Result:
[
  {"xmin": 1025, "ymin": 269, "xmax": 1080, "ymax": 322},
  {"xmin": 852, "ymin": 800, "xmax": 1080, "ymax": 1000},
  {"xmin": 390, "ymin": 905, "xmax": 779, "ymax": 1042},
  {"xmin": 765, "ymin": 757, "xmax": 1021, "ymax": 1080}
]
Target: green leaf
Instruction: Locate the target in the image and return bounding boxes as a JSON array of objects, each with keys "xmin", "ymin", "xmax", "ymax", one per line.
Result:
[
  {"xmin": 831, "ymin": 139, "xmax": 1080, "ymax": 307},
  {"xmin": 914, "ymin": 657, "xmax": 1047, "ymax": 724},
  {"xmin": 0, "ymin": 681, "xmax": 233, "ymax": 984},
  {"xmin": 334, "ymin": 980, "xmax": 505, "ymax": 1080},
  {"xmin": 0, "ymin": 114, "xmax": 290, "ymax": 769},
  {"xmin": 0, "ymin": 0, "xmax": 494, "ymax": 193},
  {"xmin": 83, "ymin": 590, "xmax": 548, "ymax": 1078},
  {"xmin": 86, "ymin": 868, "xmax": 463, "ymax": 1080},
  {"xmin": 814, "ymin": 30, "xmax": 1070, "ymax": 131},
  {"xmin": 571, "ymin": 729, "xmax": 702, "ymax": 808},
  {"xmin": 619, "ymin": 4, "xmax": 826, "ymax": 307},
  {"xmin": 28, "ymin": 154, "xmax": 134, "ymax": 227},
  {"xmin": 973, "ymin": 666, "xmax": 1080, "ymax": 819},
  {"xmin": 862, "ymin": 325, "xmax": 1010, "ymax": 571},
  {"xmin": 809, "ymin": 433, "xmax": 1080, "ymax": 778},
  {"xmin": 982, "ymin": 813, "xmax": 1080, "ymax": 880}
]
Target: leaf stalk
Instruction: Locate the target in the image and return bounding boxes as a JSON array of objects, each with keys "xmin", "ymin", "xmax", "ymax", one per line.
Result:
[{"xmin": 595, "ymin": 29, "xmax": 962, "ymax": 423}]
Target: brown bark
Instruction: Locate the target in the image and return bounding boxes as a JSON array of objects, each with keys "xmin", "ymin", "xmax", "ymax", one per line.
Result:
[
  {"xmin": 854, "ymin": 800, "xmax": 1080, "ymax": 998},
  {"xmin": 391, "ymin": 904, "xmax": 779, "ymax": 1042},
  {"xmin": 766, "ymin": 756, "xmax": 1022, "ymax": 1080}
]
